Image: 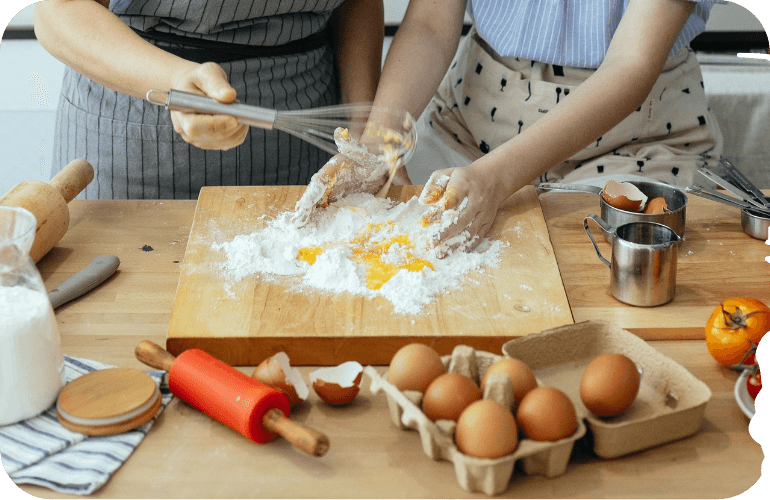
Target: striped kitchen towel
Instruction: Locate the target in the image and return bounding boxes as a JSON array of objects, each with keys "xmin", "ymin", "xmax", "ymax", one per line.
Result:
[{"xmin": 0, "ymin": 356, "xmax": 172, "ymax": 495}]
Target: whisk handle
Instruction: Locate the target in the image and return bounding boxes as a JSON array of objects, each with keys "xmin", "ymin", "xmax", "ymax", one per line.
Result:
[{"xmin": 146, "ymin": 89, "xmax": 277, "ymax": 130}]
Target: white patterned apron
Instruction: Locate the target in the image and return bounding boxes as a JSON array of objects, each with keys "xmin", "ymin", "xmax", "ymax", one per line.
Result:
[{"xmin": 410, "ymin": 26, "xmax": 723, "ymax": 188}]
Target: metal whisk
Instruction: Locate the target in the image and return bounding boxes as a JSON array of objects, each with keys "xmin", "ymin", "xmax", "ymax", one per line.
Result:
[{"xmin": 146, "ymin": 89, "xmax": 417, "ymax": 162}]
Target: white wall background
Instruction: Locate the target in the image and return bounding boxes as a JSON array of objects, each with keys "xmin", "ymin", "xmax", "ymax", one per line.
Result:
[{"xmin": 0, "ymin": 1, "xmax": 768, "ymax": 196}]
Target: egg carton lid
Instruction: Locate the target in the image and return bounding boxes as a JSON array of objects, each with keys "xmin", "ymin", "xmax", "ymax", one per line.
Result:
[{"xmin": 365, "ymin": 348, "xmax": 588, "ymax": 496}]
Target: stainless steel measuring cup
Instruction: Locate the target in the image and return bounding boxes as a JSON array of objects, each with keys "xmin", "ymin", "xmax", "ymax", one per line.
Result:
[
  {"xmin": 584, "ymin": 214, "xmax": 682, "ymax": 307},
  {"xmin": 540, "ymin": 181, "xmax": 687, "ymax": 243}
]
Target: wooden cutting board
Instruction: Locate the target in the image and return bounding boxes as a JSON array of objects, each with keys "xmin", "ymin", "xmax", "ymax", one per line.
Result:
[{"xmin": 167, "ymin": 185, "xmax": 573, "ymax": 366}]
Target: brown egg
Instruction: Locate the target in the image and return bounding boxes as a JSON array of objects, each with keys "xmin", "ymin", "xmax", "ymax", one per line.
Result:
[
  {"xmin": 580, "ymin": 353, "xmax": 640, "ymax": 417},
  {"xmin": 516, "ymin": 387, "xmax": 578, "ymax": 441},
  {"xmin": 602, "ymin": 179, "xmax": 648, "ymax": 212},
  {"xmin": 388, "ymin": 343, "xmax": 445, "ymax": 393},
  {"xmin": 421, "ymin": 373, "xmax": 482, "ymax": 422},
  {"xmin": 481, "ymin": 358, "xmax": 538, "ymax": 402},
  {"xmin": 455, "ymin": 400, "xmax": 518, "ymax": 458},
  {"xmin": 643, "ymin": 197, "xmax": 669, "ymax": 214}
]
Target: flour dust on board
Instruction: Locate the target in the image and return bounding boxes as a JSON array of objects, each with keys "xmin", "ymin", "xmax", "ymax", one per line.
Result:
[{"xmin": 212, "ymin": 193, "xmax": 507, "ymax": 315}]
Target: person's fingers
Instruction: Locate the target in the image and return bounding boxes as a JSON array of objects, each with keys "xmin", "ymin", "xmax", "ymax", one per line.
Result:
[
  {"xmin": 419, "ymin": 171, "xmax": 452, "ymax": 206},
  {"xmin": 328, "ymin": 155, "xmax": 387, "ymax": 202},
  {"xmin": 423, "ymin": 194, "xmax": 474, "ymax": 247},
  {"xmin": 291, "ymin": 155, "xmax": 351, "ymax": 226},
  {"xmin": 167, "ymin": 63, "xmax": 246, "ymax": 149},
  {"xmin": 431, "ymin": 209, "xmax": 494, "ymax": 259},
  {"xmin": 172, "ymin": 112, "xmax": 247, "ymax": 149},
  {"xmin": 194, "ymin": 62, "xmax": 237, "ymax": 103},
  {"xmin": 420, "ymin": 171, "xmax": 467, "ymax": 228},
  {"xmin": 433, "ymin": 230, "xmax": 475, "ymax": 259},
  {"xmin": 173, "ymin": 112, "xmax": 241, "ymax": 136},
  {"xmin": 416, "ymin": 166, "xmax": 502, "ymax": 255}
]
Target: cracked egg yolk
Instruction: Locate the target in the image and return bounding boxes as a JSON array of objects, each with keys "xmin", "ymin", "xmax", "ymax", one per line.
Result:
[{"xmin": 297, "ymin": 223, "xmax": 433, "ymax": 290}]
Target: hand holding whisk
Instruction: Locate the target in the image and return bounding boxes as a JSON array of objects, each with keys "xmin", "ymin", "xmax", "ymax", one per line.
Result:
[
  {"xmin": 146, "ymin": 89, "xmax": 417, "ymax": 162},
  {"xmin": 147, "ymin": 89, "xmax": 418, "ymax": 226}
]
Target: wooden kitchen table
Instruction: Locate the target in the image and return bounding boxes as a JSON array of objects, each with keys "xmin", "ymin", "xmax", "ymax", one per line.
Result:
[
  {"xmin": 539, "ymin": 190, "xmax": 770, "ymax": 340},
  {"xmin": 11, "ymin": 190, "xmax": 766, "ymax": 499}
]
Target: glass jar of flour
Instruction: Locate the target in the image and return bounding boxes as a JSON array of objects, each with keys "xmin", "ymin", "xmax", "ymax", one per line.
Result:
[{"xmin": 0, "ymin": 206, "xmax": 63, "ymax": 425}]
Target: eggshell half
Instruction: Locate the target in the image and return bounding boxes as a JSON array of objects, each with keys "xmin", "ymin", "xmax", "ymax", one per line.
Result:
[
  {"xmin": 251, "ymin": 352, "xmax": 309, "ymax": 407},
  {"xmin": 309, "ymin": 361, "xmax": 364, "ymax": 406},
  {"xmin": 643, "ymin": 197, "xmax": 669, "ymax": 214},
  {"xmin": 602, "ymin": 180, "xmax": 648, "ymax": 212}
]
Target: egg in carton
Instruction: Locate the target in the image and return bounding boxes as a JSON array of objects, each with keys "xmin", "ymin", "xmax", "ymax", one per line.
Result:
[
  {"xmin": 365, "ymin": 345, "xmax": 587, "ymax": 495},
  {"xmin": 502, "ymin": 320, "xmax": 712, "ymax": 459}
]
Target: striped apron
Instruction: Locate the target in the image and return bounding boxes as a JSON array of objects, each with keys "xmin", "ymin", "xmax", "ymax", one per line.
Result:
[{"xmin": 52, "ymin": 0, "xmax": 345, "ymax": 200}]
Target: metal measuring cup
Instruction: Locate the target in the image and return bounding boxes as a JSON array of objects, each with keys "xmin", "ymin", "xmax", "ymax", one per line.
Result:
[
  {"xmin": 540, "ymin": 181, "xmax": 687, "ymax": 243},
  {"xmin": 584, "ymin": 214, "xmax": 682, "ymax": 307}
]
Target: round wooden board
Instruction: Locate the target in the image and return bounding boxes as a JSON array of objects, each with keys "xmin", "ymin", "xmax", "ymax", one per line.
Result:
[{"xmin": 57, "ymin": 367, "xmax": 162, "ymax": 436}]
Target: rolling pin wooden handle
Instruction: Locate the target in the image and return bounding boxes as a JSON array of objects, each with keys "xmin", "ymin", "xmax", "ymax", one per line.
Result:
[
  {"xmin": 50, "ymin": 159, "xmax": 95, "ymax": 203},
  {"xmin": 262, "ymin": 408, "xmax": 330, "ymax": 457},
  {"xmin": 135, "ymin": 340, "xmax": 177, "ymax": 372}
]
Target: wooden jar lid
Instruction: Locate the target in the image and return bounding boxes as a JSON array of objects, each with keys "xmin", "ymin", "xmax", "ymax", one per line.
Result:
[{"xmin": 57, "ymin": 367, "xmax": 162, "ymax": 436}]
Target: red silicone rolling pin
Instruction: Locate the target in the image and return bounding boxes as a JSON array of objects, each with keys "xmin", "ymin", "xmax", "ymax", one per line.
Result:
[{"xmin": 135, "ymin": 341, "xmax": 329, "ymax": 456}]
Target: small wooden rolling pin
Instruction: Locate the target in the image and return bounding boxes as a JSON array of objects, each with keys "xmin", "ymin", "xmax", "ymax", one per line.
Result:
[
  {"xmin": 0, "ymin": 159, "xmax": 94, "ymax": 263},
  {"xmin": 135, "ymin": 341, "xmax": 329, "ymax": 457}
]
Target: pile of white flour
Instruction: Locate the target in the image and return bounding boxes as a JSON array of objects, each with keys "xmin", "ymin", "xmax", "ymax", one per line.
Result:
[{"xmin": 213, "ymin": 193, "xmax": 506, "ymax": 315}]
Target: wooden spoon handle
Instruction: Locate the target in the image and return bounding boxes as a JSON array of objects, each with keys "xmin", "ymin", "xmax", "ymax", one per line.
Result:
[
  {"xmin": 135, "ymin": 340, "xmax": 176, "ymax": 371},
  {"xmin": 261, "ymin": 407, "xmax": 330, "ymax": 457}
]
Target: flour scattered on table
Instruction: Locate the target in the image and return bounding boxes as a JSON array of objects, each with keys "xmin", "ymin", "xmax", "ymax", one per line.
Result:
[{"xmin": 213, "ymin": 193, "xmax": 507, "ymax": 314}]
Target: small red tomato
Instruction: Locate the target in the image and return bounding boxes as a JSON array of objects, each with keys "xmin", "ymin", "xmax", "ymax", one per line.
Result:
[{"xmin": 747, "ymin": 368, "xmax": 762, "ymax": 400}]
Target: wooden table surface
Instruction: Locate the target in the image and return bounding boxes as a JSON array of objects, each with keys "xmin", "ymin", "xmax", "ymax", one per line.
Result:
[
  {"xmin": 12, "ymin": 190, "xmax": 767, "ymax": 498},
  {"xmin": 539, "ymin": 190, "xmax": 770, "ymax": 340}
]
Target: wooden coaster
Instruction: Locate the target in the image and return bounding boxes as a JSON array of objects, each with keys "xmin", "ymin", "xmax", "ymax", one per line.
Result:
[{"xmin": 57, "ymin": 367, "xmax": 162, "ymax": 436}]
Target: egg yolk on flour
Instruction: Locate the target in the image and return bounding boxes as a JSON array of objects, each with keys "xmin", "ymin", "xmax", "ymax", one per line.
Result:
[{"xmin": 296, "ymin": 222, "xmax": 433, "ymax": 290}]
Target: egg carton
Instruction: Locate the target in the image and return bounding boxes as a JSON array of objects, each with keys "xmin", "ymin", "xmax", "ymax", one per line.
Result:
[
  {"xmin": 501, "ymin": 320, "xmax": 713, "ymax": 459},
  {"xmin": 365, "ymin": 347, "xmax": 588, "ymax": 496}
]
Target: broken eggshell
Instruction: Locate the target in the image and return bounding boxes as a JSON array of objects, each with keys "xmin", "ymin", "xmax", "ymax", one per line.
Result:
[
  {"xmin": 251, "ymin": 352, "xmax": 310, "ymax": 407},
  {"xmin": 643, "ymin": 197, "xmax": 669, "ymax": 215},
  {"xmin": 309, "ymin": 361, "xmax": 364, "ymax": 405},
  {"xmin": 602, "ymin": 179, "xmax": 648, "ymax": 212}
]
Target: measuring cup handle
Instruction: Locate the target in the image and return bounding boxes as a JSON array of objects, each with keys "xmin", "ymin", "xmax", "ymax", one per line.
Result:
[
  {"xmin": 583, "ymin": 215, "xmax": 612, "ymax": 268},
  {"xmin": 537, "ymin": 182, "xmax": 603, "ymax": 195}
]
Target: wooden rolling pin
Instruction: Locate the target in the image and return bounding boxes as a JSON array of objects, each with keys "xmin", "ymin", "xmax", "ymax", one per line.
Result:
[
  {"xmin": 0, "ymin": 159, "xmax": 94, "ymax": 263},
  {"xmin": 135, "ymin": 341, "xmax": 330, "ymax": 457}
]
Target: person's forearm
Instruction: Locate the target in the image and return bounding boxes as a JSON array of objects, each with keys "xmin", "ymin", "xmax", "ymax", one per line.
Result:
[
  {"xmin": 34, "ymin": 0, "xmax": 198, "ymax": 100},
  {"xmin": 474, "ymin": 0, "xmax": 696, "ymax": 198},
  {"xmin": 374, "ymin": 0, "xmax": 465, "ymax": 119},
  {"xmin": 333, "ymin": 0, "xmax": 383, "ymax": 104},
  {"xmin": 475, "ymin": 60, "xmax": 661, "ymax": 197}
]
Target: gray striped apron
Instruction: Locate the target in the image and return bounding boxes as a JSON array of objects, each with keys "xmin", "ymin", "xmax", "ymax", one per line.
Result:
[{"xmin": 52, "ymin": 0, "xmax": 345, "ymax": 200}]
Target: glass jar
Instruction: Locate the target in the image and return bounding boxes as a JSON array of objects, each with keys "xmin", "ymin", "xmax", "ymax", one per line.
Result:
[{"xmin": 0, "ymin": 206, "xmax": 63, "ymax": 425}]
